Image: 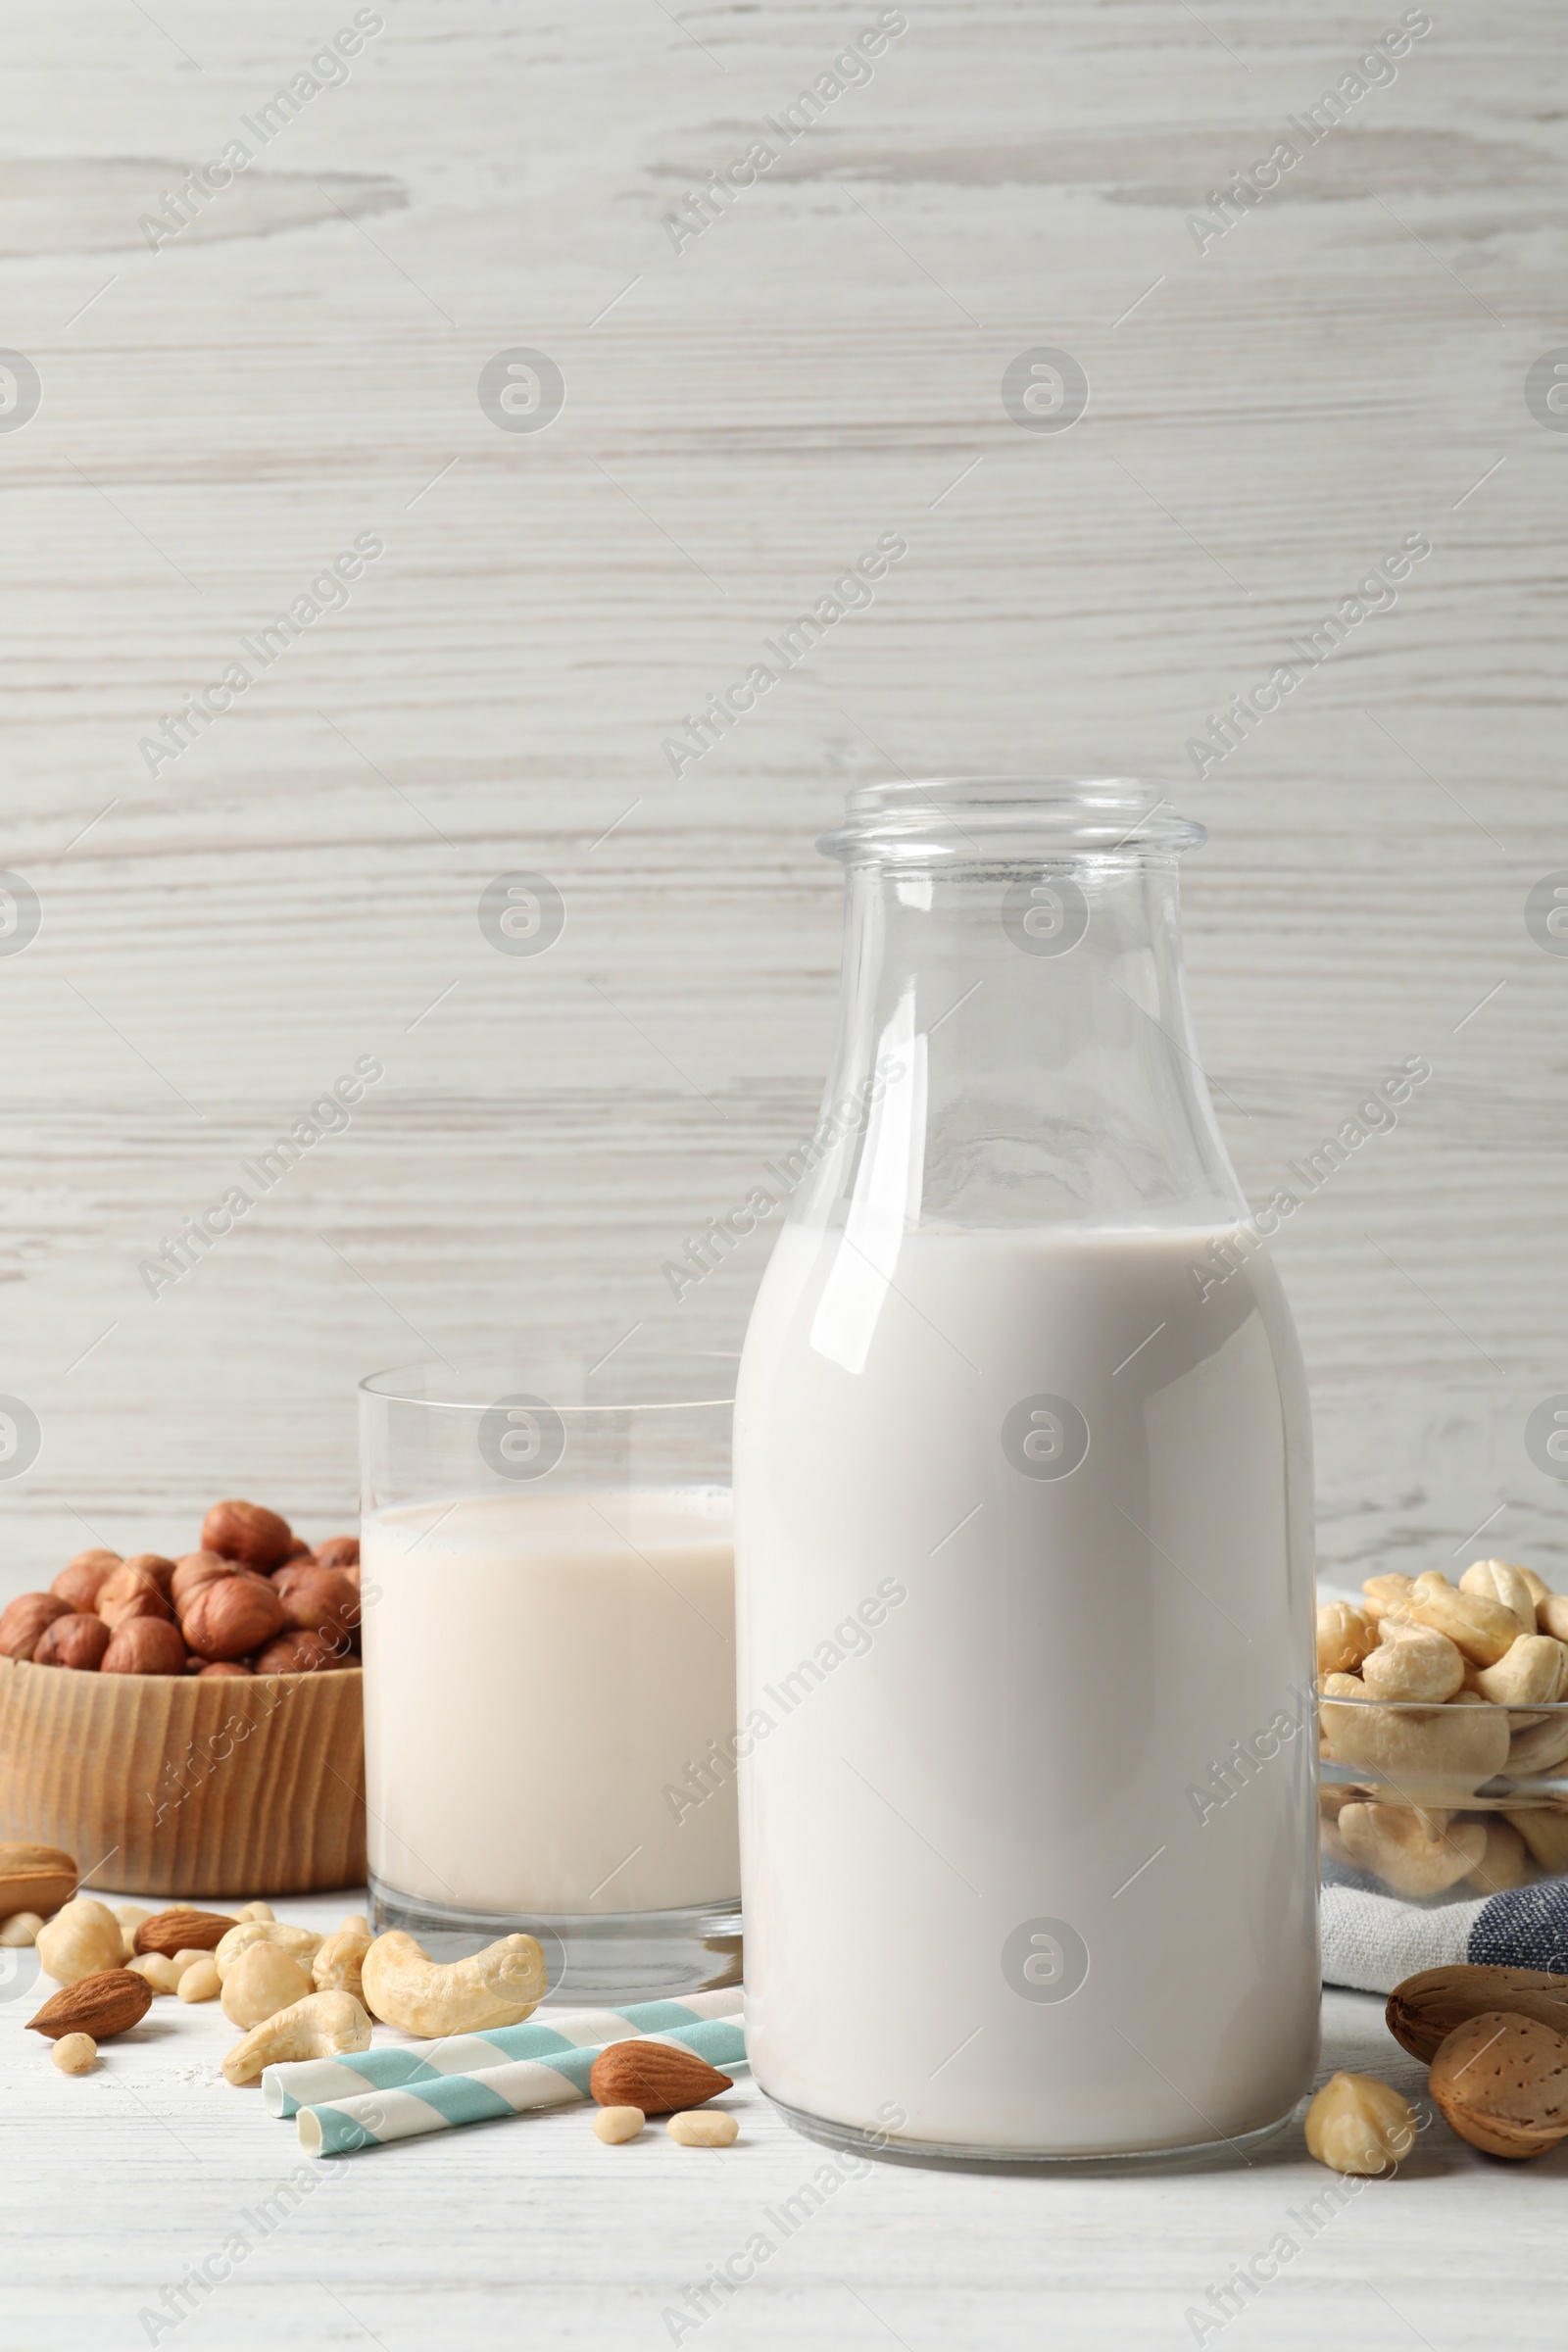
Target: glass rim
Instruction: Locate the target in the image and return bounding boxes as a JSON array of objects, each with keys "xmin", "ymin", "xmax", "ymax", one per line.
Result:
[
  {"xmin": 358, "ymin": 1352, "xmax": 738, "ymax": 1416},
  {"xmin": 818, "ymin": 777, "xmax": 1205, "ymax": 867}
]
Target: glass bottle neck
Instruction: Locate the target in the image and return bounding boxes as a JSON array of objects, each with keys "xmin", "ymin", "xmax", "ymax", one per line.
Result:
[{"xmin": 790, "ymin": 855, "xmax": 1248, "ymax": 1237}]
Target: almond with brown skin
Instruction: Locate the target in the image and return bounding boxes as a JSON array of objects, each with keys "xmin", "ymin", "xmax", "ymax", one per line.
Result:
[
  {"xmin": 102, "ymin": 1618, "xmax": 187, "ymax": 1676},
  {"xmin": 588, "ymin": 2041, "xmax": 733, "ymax": 2116},
  {"xmin": 27, "ymin": 1967, "xmax": 153, "ymax": 2040},
  {"xmin": 0, "ymin": 1592, "xmax": 72, "ymax": 1661},
  {"xmin": 1429, "ymin": 2010, "xmax": 1568, "ymax": 2158},
  {"xmin": 202, "ymin": 1498, "xmax": 294, "ymax": 1570},
  {"xmin": 0, "ymin": 1843, "xmax": 77, "ymax": 1920},
  {"xmin": 181, "ymin": 1575, "xmax": 284, "ymax": 1661},
  {"xmin": 33, "ymin": 1613, "xmax": 112, "ymax": 1672},
  {"xmin": 50, "ymin": 1549, "xmax": 122, "ymax": 1610},
  {"xmin": 1386, "ymin": 1964, "xmax": 1568, "ymax": 2064},
  {"xmin": 134, "ymin": 1907, "xmax": 237, "ymax": 1956},
  {"xmin": 253, "ymin": 1627, "xmax": 344, "ymax": 1674}
]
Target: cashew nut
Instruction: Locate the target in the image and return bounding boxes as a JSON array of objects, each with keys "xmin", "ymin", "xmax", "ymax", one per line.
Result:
[
  {"xmin": 1336, "ymin": 1801, "xmax": 1488, "ymax": 1895},
  {"xmin": 1318, "ymin": 1675, "xmax": 1511, "ymax": 1800},
  {"xmin": 1507, "ymin": 1713, "xmax": 1568, "ymax": 1776},
  {"xmin": 221, "ymin": 1988, "xmax": 373, "ymax": 2086},
  {"xmin": 36, "ymin": 1897, "xmax": 124, "ymax": 1985},
  {"xmin": 360, "ymin": 1930, "xmax": 547, "ymax": 2037},
  {"xmin": 1504, "ymin": 1807, "xmax": 1568, "ymax": 1876},
  {"xmin": 1402, "ymin": 1572, "xmax": 1521, "ymax": 1666},
  {"xmin": 1476, "ymin": 1634, "xmax": 1568, "ymax": 1707},
  {"xmin": 214, "ymin": 1920, "xmax": 322, "ymax": 1984},
  {"xmin": 1467, "ymin": 1818, "xmax": 1533, "ymax": 1893},
  {"xmin": 1361, "ymin": 1623, "xmax": 1463, "ymax": 1702},
  {"xmin": 1459, "ymin": 1560, "xmax": 1538, "ymax": 1636},
  {"xmin": 220, "ymin": 1940, "xmax": 314, "ymax": 2028},
  {"xmin": 1317, "ymin": 1600, "xmax": 1377, "ymax": 1677},
  {"xmin": 312, "ymin": 1924, "xmax": 373, "ymax": 2002},
  {"xmin": 1540, "ymin": 1594, "xmax": 1568, "ymax": 1644},
  {"xmin": 1361, "ymin": 1573, "xmax": 1415, "ymax": 1623}
]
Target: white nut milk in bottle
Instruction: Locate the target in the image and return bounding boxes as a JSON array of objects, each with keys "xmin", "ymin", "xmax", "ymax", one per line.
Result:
[{"xmin": 735, "ymin": 780, "xmax": 1319, "ymax": 2160}]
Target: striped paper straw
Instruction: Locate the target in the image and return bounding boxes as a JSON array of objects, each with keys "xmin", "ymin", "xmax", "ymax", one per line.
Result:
[
  {"xmin": 264, "ymin": 1987, "xmax": 743, "ymax": 2117},
  {"xmin": 297, "ymin": 2014, "xmax": 745, "ymax": 2156}
]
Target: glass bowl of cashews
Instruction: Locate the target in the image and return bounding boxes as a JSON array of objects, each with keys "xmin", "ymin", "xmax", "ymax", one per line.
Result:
[{"xmin": 1317, "ymin": 1559, "xmax": 1568, "ymax": 1902}]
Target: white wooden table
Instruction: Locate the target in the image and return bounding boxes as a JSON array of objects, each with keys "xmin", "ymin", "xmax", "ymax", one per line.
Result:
[{"xmin": 4, "ymin": 1888, "xmax": 1559, "ymax": 2352}]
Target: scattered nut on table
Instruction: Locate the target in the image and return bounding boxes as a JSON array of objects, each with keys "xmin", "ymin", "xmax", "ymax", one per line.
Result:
[
  {"xmin": 0, "ymin": 1911, "xmax": 43, "ymax": 1947},
  {"xmin": 128, "ymin": 1954, "xmax": 183, "ymax": 1995},
  {"xmin": 220, "ymin": 1940, "xmax": 314, "ymax": 2028},
  {"xmin": 52, "ymin": 2034, "xmax": 97, "ymax": 2075},
  {"xmin": 221, "ymin": 1989, "xmax": 372, "ymax": 2085},
  {"xmin": 667, "ymin": 2110, "xmax": 739, "ymax": 2147},
  {"xmin": 1303, "ymin": 2073, "xmax": 1417, "ymax": 2175},
  {"xmin": 177, "ymin": 1956, "xmax": 220, "ymax": 2003},
  {"xmin": 594, "ymin": 2106, "xmax": 646, "ymax": 2144},
  {"xmin": 36, "ymin": 1897, "xmax": 124, "ymax": 1984}
]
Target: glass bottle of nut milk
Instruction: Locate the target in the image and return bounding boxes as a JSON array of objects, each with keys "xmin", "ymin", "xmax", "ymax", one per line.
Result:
[{"xmin": 735, "ymin": 779, "xmax": 1318, "ymax": 2160}]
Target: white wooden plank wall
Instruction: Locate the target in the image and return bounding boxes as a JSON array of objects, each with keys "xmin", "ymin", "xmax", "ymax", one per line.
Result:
[{"xmin": 0, "ymin": 0, "xmax": 1562, "ymax": 1598}]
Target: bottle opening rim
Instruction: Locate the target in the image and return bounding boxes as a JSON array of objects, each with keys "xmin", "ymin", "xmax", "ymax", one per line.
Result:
[{"xmin": 819, "ymin": 777, "xmax": 1205, "ymax": 866}]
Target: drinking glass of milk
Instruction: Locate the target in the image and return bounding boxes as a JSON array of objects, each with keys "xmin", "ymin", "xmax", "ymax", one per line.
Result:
[
  {"xmin": 360, "ymin": 1355, "xmax": 740, "ymax": 1999},
  {"xmin": 735, "ymin": 779, "xmax": 1319, "ymax": 2160}
]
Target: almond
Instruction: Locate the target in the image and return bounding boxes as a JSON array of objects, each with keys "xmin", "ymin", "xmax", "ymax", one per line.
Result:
[
  {"xmin": 33, "ymin": 1613, "xmax": 113, "ymax": 1671},
  {"xmin": 0, "ymin": 1592, "xmax": 73, "ymax": 1661},
  {"xmin": 0, "ymin": 1842, "xmax": 77, "ymax": 1921},
  {"xmin": 1387, "ymin": 1964, "xmax": 1568, "ymax": 2064},
  {"xmin": 588, "ymin": 2041, "xmax": 733, "ymax": 2116},
  {"xmin": 135, "ymin": 1907, "xmax": 237, "ymax": 1957},
  {"xmin": 202, "ymin": 1498, "xmax": 294, "ymax": 1569},
  {"xmin": 27, "ymin": 1967, "xmax": 153, "ymax": 2041},
  {"xmin": 1429, "ymin": 2010, "xmax": 1568, "ymax": 2158},
  {"xmin": 50, "ymin": 1549, "xmax": 122, "ymax": 1610},
  {"xmin": 181, "ymin": 1575, "xmax": 284, "ymax": 1661}
]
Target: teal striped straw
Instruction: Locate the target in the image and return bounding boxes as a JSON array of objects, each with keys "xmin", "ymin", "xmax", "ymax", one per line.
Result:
[
  {"xmin": 264, "ymin": 1987, "xmax": 742, "ymax": 2117},
  {"xmin": 297, "ymin": 2014, "xmax": 746, "ymax": 2156}
]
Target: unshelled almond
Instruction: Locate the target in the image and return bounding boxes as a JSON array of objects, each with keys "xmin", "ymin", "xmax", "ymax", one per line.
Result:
[
  {"xmin": 27, "ymin": 1967, "xmax": 153, "ymax": 2041},
  {"xmin": 588, "ymin": 2041, "xmax": 733, "ymax": 2116},
  {"xmin": 1388, "ymin": 1964, "xmax": 1568, "ymax": 2063},
  {"xmin": 0, "ymin": 1842, "xmax": 77, "ymax": 1922},
  {"xmin": 134, "ymin": 1907, "xmax": 236, "ymax": 1956},
  {"xmin": 1429, "ymin": 2010, "xmax": 1568, "ymax": 2158}
]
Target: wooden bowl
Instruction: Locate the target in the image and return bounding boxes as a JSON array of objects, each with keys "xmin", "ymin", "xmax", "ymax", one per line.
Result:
[{"xmin": 0, "ymin": 1659, "xmax": 365, "ymax": 1897}]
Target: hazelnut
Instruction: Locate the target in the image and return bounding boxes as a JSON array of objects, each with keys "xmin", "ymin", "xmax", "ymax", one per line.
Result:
[
  {"xmin": 253, "ymin": 1628, "xmax": 341, "ymax": 1674},
  {"xmin": 170, "ymin": 1550, "xmax": 233, "ymax": 1610},
  {"xmin": 277, "ymin": 1567, "xmax": 360, "ymax": 1642},
  {"xmin": 50, "ymin": 1549, "xmax": 122, "ymax": 1611},
  {"xmin": 0, "ymin": 1592, "xmax": 73, "ymax": 1662},
  {"xmin": 119, "ymin": 1552, "xmax": 174, "ymax": 1596},
  {"xmin": 198, "ymin": 1660, "xmax": 252, "ymax": 1678},
  {"xmin": 33, "ymin": 1613, "xmax": 112, "ymax": 1672},
  {"xmin": 97, "ymin": 1562, "xmax": 176, "ymax": 1631},
  {"xmin": 1304, "ymin": 2072, "xmax": 1418, "ymax": 2175},
  {"xmin": 202, "ymin": 1499, "xmax": 294, "ymax": 1570},
  {"xmin": 181, "ymin": 1576, "xmax": 284, "ymax": 1661},
  {"xmin": 101, "ymin": 1618, "xmax": 187, "ymax": 1676},
  {"xmin": 315, "ymin": 1536, "xmax": 360, "ymax": 1569},
  {"xmin": 282, "ymin": 1536, "xmax": 314, "ymax": 1562}
]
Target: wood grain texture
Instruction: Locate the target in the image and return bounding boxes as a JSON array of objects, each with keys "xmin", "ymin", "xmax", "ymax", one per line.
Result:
[{"xmin": 0, "ymin": 1660, "xmax": 365, "ymax": 1895}]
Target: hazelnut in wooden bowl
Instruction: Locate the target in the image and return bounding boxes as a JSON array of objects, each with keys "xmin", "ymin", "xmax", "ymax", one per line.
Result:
[{"xmin": 0, "ymin": 1504, "xmax": 366, "ymax": 1897}]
